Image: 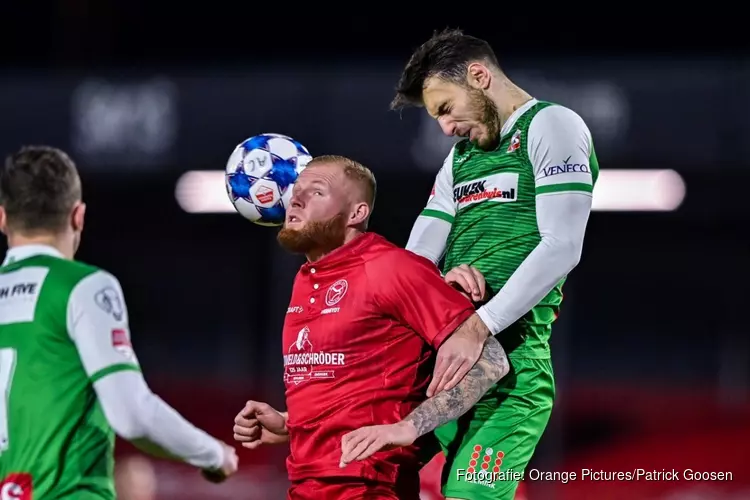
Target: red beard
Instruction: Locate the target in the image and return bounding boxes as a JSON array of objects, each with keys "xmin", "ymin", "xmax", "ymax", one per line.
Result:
[{"xmin": 277, "ymin": 213, "xmax": 347, "ymax": 255}]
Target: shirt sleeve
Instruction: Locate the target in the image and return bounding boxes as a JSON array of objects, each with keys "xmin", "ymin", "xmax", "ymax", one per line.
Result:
[
  {"xmin": 530, "ymin": 105, "xmax": 595, "ymax": 197},
  {"xmin": 475, "ymin": 106, "xmax": 593, "ymax": 335},
  {"xmin": 366, "ymin": 250, "xmax": 475, "ymax": 348},
  {"xmin": 94, "ymin": 371, "xmax": 224, "ymax": 470},
  {"xmin": 406, "ymin": 147, "xmax": 456, "ymax": 265},
  {"xmin": 68, "ymin": 271, "xmax": 224, "ymax": 470},
  {"xmin": 67, "ymin": 270, "xmax": 140, "ymax": 382}
]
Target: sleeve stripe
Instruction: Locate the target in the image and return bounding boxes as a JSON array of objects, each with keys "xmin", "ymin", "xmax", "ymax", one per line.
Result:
[
  {"xmin": 536, "ymin": 183, "xmax": 593, "ymax": 196},
  {"xmin": 90, "ymin": 363, "xmax": 141, "ymax": 383},
  {"xmin": 420, "ymin": 209, "xmax": 454, "ymax": 224}
]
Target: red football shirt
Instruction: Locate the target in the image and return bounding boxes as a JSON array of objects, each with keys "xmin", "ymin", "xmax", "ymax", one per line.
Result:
[{"xmin": 282, "ymin": 232, "xmax": 475, "ymax": 485}]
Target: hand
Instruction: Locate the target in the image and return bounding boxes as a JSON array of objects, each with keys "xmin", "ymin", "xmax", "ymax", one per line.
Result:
[
  {"xmin": 201, "ymin": 441, "xmax": 238, "ymax": 483},
  {"xmin": 428, "ymin": 314, "xmax": 490, "ymax": 397},
  {"xmin": 444, "ymin": 264, "xmax": 488, "ymax": 302},
  {"xmin": 339, "ymin": 421, "xmax": 418, "ymax": 468},
  {"xmin": 233, "ymin": 400, "xmax": 288, "ymax": 450}
]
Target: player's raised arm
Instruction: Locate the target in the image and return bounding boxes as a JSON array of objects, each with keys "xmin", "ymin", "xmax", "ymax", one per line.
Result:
[
  {"xmin": 405, "ymin": 147, "xmax": 457, "ymax": 265},
  {"xmin": 67, "ymin": 270, "xmax": 237, "ymax": 481},
  {"xmin": 473, "ymin": 105, "xmax": 595, "ymax": 336}
]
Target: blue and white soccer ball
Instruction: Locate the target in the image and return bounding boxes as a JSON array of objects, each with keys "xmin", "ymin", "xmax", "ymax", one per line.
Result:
[{"xmin": 225, "ymin": 133, "xmax": 312, "ymax": 226}]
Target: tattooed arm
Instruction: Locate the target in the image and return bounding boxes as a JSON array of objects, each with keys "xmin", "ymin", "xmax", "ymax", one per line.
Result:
[
  {"xmin": 405, "ymin": 335, "xmax": 508, "ymax": 437},
  {"xmin": 339, "ymin": 336, "xmax": 509, "ymax": 467}
]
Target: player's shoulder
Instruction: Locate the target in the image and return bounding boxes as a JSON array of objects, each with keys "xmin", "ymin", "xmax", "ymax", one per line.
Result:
[
  {"xmin": 363, "ymin": 236, "xmax": 439, "ymax": 274},
  {"xmin": 25, "ymin": 255, "xmax": 103, "ymax": 289},
  {"xmin": 529, "ymin": 102, "xmax": 589, "ymax": 134},
  {"xmin": 62, "ymin": 261, "xmax": 122, "ymax": 297}
]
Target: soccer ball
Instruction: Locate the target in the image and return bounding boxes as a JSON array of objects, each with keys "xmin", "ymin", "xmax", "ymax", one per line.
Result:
[{"xmin": 225, "ymin": 133, "xmax": 312, "ymax": 226}]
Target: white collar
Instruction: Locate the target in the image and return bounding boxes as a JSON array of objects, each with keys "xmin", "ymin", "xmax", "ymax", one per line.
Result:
[
  {"xmin": 500, "ymin": 98, "xmax": 539, "ymax": 137},
  {"xmin": 2, "ymin": 244, "xmax": 65, "ymax": 266}
]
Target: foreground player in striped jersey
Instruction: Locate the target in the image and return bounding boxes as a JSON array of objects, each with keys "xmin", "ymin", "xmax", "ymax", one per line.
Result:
[
  {"xmin": 0, "ymin": 146, "xmax": 238, "ymax": 499},
  {"xmin": 391, "ymin": 29, "xmax": 598, "ymax": 499}
]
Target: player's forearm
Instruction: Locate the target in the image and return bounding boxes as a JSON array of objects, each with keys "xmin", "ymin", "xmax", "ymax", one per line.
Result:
[
  {"xmin": 94, "ymin": 371, "xmax": 223, "ymax": 470},
  {"xmin": 405, "ymin": 215, "xmax": 451, "ymax": 265},
  {"xmin": 476, "ymin": 194, "xmax": 590, "ymax": 335},
  {"xmin": 476, "ymin": 236, "xmax": 580, "ymax": 335},
  {"xmin": 403, "ymin": 336, "xmax": 508, "ymax": 438}
]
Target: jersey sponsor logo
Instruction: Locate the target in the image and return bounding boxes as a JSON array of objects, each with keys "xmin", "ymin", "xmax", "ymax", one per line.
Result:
[
  {"xmin": 287, "ymin": 305, "xmax": 304, "ymax": 314},
  {"xmin": 95, "ymin": 287, "xmax": 124, "ymax": 321},
  {"xmin": 541, "ymin": 156, "xmax": 590, "ymax": 177},
  {"xmin": 428, "ymin": 182, "xmax": 436, "ymax": 203},
  {"xmin": 455, "ymin": 445, "xmax": 508, "ymax": 489},
  {"xmin": 283, "ymin": 326, "xmax": 345, "ymax": 385},
  {"xmin": 0, "ymin": 473, "xmax": 33, "ymax": 500},
  {"xmin": 507, "ymin": 130, "xmax": 521, "ymax": 152},
  {"xmin": 453, "ymin": 173, "xmax": 519, "ymax": 209},
  {"xmin": 0, "ymin": 283, "xmax": 37, "ymax": 299},
  {"xmin": 0, "ymin": 267, "xmax": 47, "ymax": 325},
  {"xmin": 111, "ymin": 328, "xmax": 136, "ymax": 361}
]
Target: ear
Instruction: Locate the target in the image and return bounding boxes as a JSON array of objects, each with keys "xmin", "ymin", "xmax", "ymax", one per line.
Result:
[
  {"xmin": 349, "ymin": 202, "xmax": 370, "ymax": 227},
  {"xmin": 0, "ymin": 206, "xmax": 6, "ymax": 236},
  {"xmin": 71, "ymin": 202, "xmax": 86, "ymax": 233},
  {"xmin": 467, "ymin": 62, "xmax": 492, "ymax": 90}
]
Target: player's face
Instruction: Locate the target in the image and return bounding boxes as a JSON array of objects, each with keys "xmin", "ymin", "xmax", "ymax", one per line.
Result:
[
  {"xmin": 423, "ymin": 77, "xmax": 501, "ymax": 150},
  {"xmin": 277, "ymin": 164, "xmax": 350, "ymax": 254}
]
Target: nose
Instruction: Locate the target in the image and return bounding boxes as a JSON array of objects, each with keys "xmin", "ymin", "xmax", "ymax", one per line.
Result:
[
  {"xmin": 289, "ymin": 192, "xmax": 303, "ymax": 209},
  {"xmin": 438, "ymin": 116, "xmax": 457, "ymax": 136}
]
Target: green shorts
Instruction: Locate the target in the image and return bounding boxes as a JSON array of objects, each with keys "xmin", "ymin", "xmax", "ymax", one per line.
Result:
[{"xmin": 434, "ymin": 357, "xmax": 555, "ymax": 500}]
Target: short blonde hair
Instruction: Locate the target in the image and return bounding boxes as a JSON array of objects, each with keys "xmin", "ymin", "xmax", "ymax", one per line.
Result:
[{"xmin": 306, "ymin": 155, "xmax": 377, "ymax": 209}]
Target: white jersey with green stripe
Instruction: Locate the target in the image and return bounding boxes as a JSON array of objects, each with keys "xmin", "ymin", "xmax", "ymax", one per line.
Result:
[
  {"xmin": 408, "ymin": 99, "xmax": 597, "ymax": 359},
  {"xmin": 0, "ymin": 244, "xmax": 223, "ymax": 499},
  {"xmin": 0, "ymin": 245, "xmax": 139, "ymax": 497}
]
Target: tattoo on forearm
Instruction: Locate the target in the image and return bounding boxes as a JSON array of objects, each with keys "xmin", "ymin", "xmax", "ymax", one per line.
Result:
[{"xmin": 405, "ymin": 337, "xmax": 509, "ymax": 438}]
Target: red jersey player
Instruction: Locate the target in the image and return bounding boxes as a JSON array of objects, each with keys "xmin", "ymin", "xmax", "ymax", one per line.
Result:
[{"xmin": 232, "ymin": 155, "xmax": 509, "ymax": 500}]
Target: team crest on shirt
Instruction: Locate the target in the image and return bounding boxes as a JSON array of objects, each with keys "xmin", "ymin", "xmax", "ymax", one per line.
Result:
[
  {"xmin": 507, "ymin": 130, "xmax": 521, "ymax": 152},
  {"xmin": 283, "ymin": 326, "xmax": 346, "ymax": 385},
  {"xmin": 0, "ymin": 473, "xmax": 33, "ymax": 500},
  {"xmin": 321, "ymin": 279, "xmax": 348, "ymax": 315}
]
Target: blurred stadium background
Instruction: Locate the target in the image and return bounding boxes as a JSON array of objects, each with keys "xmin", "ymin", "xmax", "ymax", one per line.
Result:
[{"xmin": 2, "ymin": 4, "xmax": 748, "ymax": 499}]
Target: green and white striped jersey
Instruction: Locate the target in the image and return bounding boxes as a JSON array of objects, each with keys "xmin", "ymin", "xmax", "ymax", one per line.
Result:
[{"xmin": 408, "ymin": 99, "xmax": 598, "ymax": 359}]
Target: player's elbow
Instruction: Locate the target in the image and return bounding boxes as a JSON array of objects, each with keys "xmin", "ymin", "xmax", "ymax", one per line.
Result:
[
  {"xmin": 111, "ymin": 416, "xmax": 147, "ymax": 441},
  {"xmin": 491, "ymin": 355, "xmax": 510, "ymax": 383},
  {"xmin": 103, "ymin": 404, "xmax": 148, "ymax": 440},
  {"xmin": 547, "ymin": 235, "xmax": 584, "ymax": 272},
  {"xmin": 497, "ymin": 357, "xmax": 510, "ymax": 380},
  {"xmin": 95, "ymin": 374, "xmax": 153, "ymax": 441},
  {"xmin": 565, "ymin": 238, "xmax": 584, "ymax": 270}
]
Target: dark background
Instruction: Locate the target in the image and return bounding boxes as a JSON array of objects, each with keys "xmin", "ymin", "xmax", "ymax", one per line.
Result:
[{"xmin": 2, "ymin": 4, "xmax": 748, "ymax": 499}]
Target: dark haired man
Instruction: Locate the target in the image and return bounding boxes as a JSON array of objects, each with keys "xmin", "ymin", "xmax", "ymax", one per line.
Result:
[
  {"xmin": 0, "ymin": 146, "xmax": 237, "ymax": 499},
  {"xmin": 389, "ymin": 29, "xmax": 599, "ymax": 499}
]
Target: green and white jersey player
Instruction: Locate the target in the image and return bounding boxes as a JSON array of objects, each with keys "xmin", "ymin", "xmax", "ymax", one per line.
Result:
[
  {"xmin": 0, "ymin": 146, "xmax": 238, "ymax": 499},
  {"xmin": 393, "ymin": 30, "xmax": 598, "ymax": 499}
]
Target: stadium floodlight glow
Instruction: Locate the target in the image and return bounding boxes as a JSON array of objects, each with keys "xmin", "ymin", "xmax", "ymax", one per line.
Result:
[
  {"xmin": 174, "ymin": 169, "xmax": 686, "ymax": 214},
  {"xmin": 175, "ymin": 170, "xmax": 236, "ymax": 214},
  {"xmin": 591, "ymin": 169, "xmax": 686, "ymax": 212}
]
